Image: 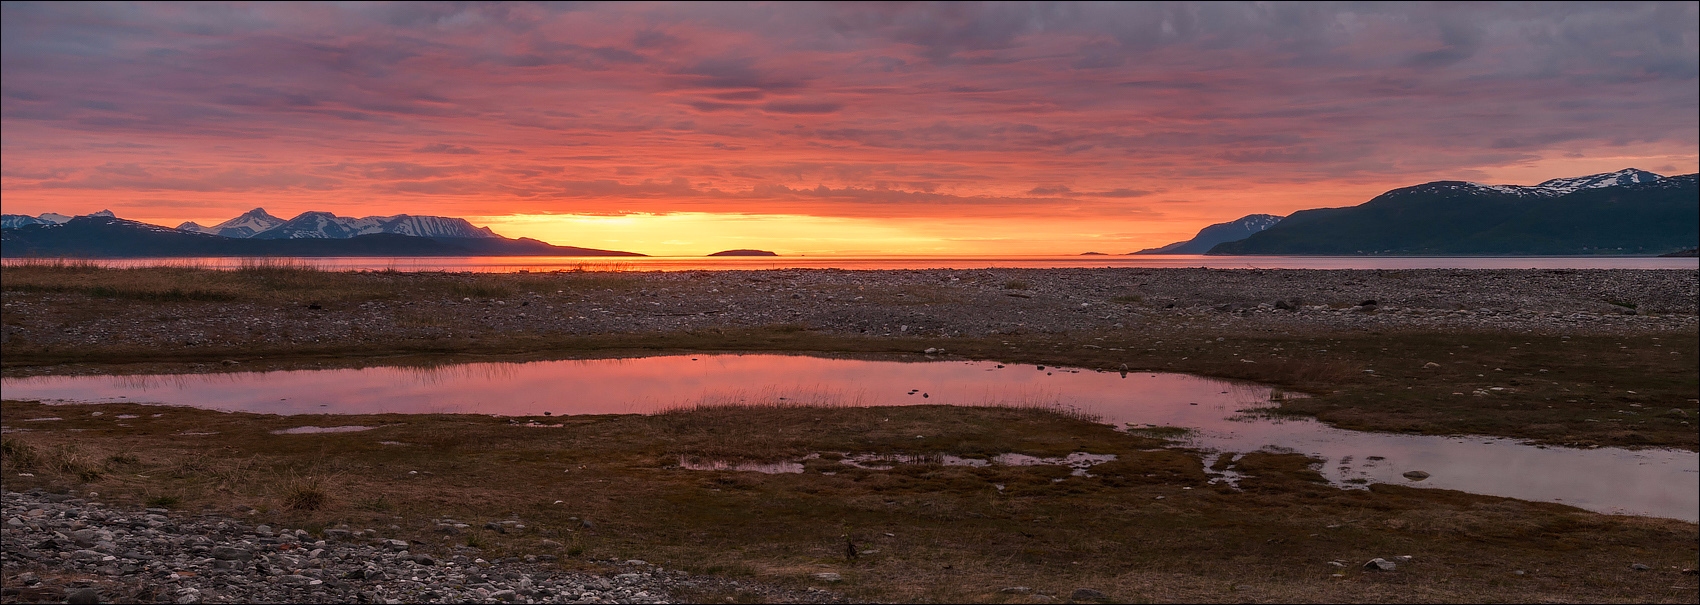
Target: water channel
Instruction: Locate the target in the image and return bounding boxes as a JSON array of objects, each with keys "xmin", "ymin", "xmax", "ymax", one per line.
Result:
[{"xmin": 3, "ymin": 354, "xmax": 1694, "ymax": 522}]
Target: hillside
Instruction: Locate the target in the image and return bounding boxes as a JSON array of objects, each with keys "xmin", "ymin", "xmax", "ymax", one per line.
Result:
[{"xmin": 1211, "ymin": 173, "xmax": 1697, "ymax": 255}]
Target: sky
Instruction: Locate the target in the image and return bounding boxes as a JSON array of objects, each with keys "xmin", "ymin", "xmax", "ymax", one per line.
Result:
[{"xmin": 3, "ymin": 2, "xmax": 1697, "ymax": 256}]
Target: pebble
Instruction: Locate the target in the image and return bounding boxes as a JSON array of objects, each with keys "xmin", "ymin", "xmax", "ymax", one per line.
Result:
[
  {"xmin": 1070, "ymin": 587, "xmax": 1110, "ymax": 601},
  {"xmin": 1, "ymin": 490, "xmax": 845, "ymax": 604},
  {"xmin": 1363, "ymin": 558, "xmax": 1397, "ymax": 571}
]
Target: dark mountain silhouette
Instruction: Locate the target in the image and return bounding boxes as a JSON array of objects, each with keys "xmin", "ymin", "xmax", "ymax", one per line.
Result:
[
  {"xmin": 1210, "ymin": 171, "xmax": 1697, "ymax": 256},
  {"xmin": 1134, "ymin": 214, "xmax": 1283, "ymax": 254},
  {"xmin": 707, "ymin": 249, "xmax": 778, "ymax": 256},
  {"xmin": 1, "ymin": 215, "xmax": 643, "ymax": 258}
]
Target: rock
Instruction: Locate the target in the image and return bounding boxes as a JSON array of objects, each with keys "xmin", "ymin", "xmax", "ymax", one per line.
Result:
[
  {"xmin": 1630, "ymin": 563, "xmax": 1650, "ymax": 571},
  {"xmin": 1070, "ymin": 588, "xmax": 1111, "ymax": 601},
  {"xmin": 1364, "ymin": 558, "xmax": 1397, "ymax": 571},
  {"xmin": 385, "ymin": 539, "xmax": 409, "ymax": 551},
  {"xmin": 924, "ymin": 347, "xmax": 939, "ymax": 354},
  {"xmin": 1402, "ymin": 470, "xmax": 1430, "ymax": 481},
  {"xmin": 210, "ymin": 546, "xmax": 253, "ymax": 561},
  {"xmin": 1000, "ymin": 586, "xmax": 1033, "ymax": 594},
  {"xmin": 66, "ymin": 588, "xmax": 102, "ymax": 604},
  {"xmin": 1423, "ymin": 362, "xmax": 1440, "ymax": 368},
  {"xmin": 812, "ymin": 572, "xmax": 842, "ymax": 582}
]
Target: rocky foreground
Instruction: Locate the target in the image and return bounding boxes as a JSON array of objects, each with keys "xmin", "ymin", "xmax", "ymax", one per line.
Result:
[
  {"xmin": 1, "ymin": 490, "xmax": 841, "ymax": 604},
  {"xmin": 2, "ymin": 269, "xmax": 1696, "ymax": 356}
]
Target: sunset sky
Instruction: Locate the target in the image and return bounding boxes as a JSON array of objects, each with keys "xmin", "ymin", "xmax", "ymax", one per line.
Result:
[{"xmin": 3, "ymin": 2, "xmax": 1696, "ymax": 255}]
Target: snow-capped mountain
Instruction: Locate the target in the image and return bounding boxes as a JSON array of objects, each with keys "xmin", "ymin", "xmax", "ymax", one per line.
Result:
[
  {"xmin": 247, "ymin": 211, "xmax": 498, "ymax": 240},
  {"xmin": 3, "ymin": 211, "xmax": 99, "ymax": 229},
  {"xmin": 177, "ymin": 207, "xmax": 286, "ymax": 238},
  {"xmin": 1535, "ymin": 168, "xmax": 1663, "ymax": 194},
  {"xmin": 1458, "ymin": 168, "xmax": 1665, "ymax": 197}
]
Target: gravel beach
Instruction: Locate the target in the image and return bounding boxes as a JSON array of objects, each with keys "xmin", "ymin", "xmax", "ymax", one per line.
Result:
[
  {"xmin": 1, "ymin": 490, "xmax": 842, "ymax": 604},
  {"xmin": 2, "ymin": 269, "xmax": 1695, "ymax": 355}
]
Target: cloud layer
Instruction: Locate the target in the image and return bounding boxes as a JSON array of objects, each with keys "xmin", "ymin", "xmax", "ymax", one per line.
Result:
[{"xmin": 3, "ymin": 2, "xmax": 1696, "ymax": 252}]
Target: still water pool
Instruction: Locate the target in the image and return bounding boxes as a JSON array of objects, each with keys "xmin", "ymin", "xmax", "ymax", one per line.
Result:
[{"xmin": 4, "ymin": 354, "xmax": 1694, "ymax": 522}]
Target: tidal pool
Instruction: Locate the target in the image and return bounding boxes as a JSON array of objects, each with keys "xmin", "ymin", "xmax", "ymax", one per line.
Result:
[{"xmin": 3, "ymin": 354, "xmax": 1695, "ymax": 522}]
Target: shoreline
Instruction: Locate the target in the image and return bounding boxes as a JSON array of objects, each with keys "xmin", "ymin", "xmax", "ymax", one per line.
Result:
[{"xmin": 3, "ymin": 266, "xmax": 1696, "ymax": 451}]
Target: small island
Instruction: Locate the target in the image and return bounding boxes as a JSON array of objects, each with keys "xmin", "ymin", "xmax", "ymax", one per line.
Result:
[
  {"xmin": 1079, "ymin": 251, "xmax": 1107, "ymax": 255},
  {"xmin": 707, "ymin": 249, "xmax": 779, "ymax": 256}
]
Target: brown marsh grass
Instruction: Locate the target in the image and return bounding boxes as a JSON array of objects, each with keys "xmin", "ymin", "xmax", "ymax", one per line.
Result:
[{"xmin": 1, "ymin": 399, "xmax": 1694, "ymax": 603}]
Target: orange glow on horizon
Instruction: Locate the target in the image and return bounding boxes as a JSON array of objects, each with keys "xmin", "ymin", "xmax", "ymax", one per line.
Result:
[{"xmin": 3, "ymin": 3, "xmax": 1695, "ymax": 254}]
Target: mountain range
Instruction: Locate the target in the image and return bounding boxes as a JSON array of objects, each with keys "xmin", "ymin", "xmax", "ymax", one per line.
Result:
[
  {"xmin": 176, "ymin": 208, "xmax": 499, "ymax": 240},
  {"xmin": 1132, "ymin": 168, "xmax": 1694, "ymax": 256},
  {"xmin": 5, "ymin": 168, "xmax": 1695, "ymax": 258},
  {"xmin": 1211, "ymin": 169, "xmax": 1696, "ymax": 255},
  {"xmin": 1, "ymin": 210, "xmax": 641, "ymax": 258}
]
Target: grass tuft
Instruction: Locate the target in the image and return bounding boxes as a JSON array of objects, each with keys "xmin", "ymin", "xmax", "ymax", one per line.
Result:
[
  {"xmin": 1, "ymin": 435, "xmax": 40, "ymax": 470},
  {"xmin": 280, "ymin": 473, "xmax": 332, "ymax": 511}
]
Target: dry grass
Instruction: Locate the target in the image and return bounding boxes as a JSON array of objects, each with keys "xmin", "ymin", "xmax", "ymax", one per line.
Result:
[
  {"xmin": 0, "ymin": 263, "xmax": 642, "ymax": 305},
  {"xmin": 2, "ymin": 399, "xmax": 1695, "ymax": 603},
  {"xmin": 279, "ymin": 472, "xmax": 332, "ymax": 511}
]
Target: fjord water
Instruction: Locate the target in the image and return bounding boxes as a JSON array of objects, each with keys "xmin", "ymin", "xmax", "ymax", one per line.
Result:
[
  {"xmin": 6, "ymin": 255, "xmax": 1696, "ymax": 272},
  {"xmin": 6, "ymin": 354, "xmax": 1694, "ymax": 522}
]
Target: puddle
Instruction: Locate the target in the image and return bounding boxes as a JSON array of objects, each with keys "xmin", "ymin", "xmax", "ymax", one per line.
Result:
[
  {"xmin": 270, "ymin": 426, "xmax": 377, "ymax": 435},
  {"xmin": 688, "ymin": 452, "xmax": 1119, "ymax": 477},
  {"xmin": 3, "ymin": 353, "xmax": 1695, "ymax": 522},
  {"xmin": 677, "ymin": 456, "xmax": 803, "ymax": 474}
]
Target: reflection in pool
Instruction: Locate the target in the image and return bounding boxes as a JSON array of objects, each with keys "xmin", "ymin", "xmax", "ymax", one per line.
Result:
[{"xmin": 3, "ymin": 354, "xmax": 1695, "ymax": 522}]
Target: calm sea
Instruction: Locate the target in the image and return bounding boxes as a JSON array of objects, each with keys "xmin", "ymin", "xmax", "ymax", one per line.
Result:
[{"xmin": 3, "ymin": 255, "xmax": 1695, "ymax": 272}]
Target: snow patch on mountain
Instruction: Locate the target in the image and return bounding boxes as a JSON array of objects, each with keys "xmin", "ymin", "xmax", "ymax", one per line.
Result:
[
  {"xmin": 1536, "ymin": 168, "xmax": 1663, "ymax": 194},
  {"xmin": 4, "ymin": 211, "xmax": 108, "ymax": 229},
  {"xmin": 179, "ymin": 207, "xmax": 287, "ymax": 238},
  {"xmin": 248, "ymin": 211, "xmax": 499, "ymax": 239},
  {"xmin": 1457, "ymin": 168, "xmax": 1665, "ymax": 197}
]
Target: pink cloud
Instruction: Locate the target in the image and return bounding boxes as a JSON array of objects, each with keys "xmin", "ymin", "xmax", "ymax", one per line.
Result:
[{"xmin": 0, "ymin": 2, "xmax": 1693, "ymax": 249}]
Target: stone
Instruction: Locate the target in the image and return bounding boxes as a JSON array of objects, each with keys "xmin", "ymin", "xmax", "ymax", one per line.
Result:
[
  {"xmin": 1000, "ymin": 586, "xmax": 1032, "ymax": 594},
  {"xmin": 812, "ymin": 572, "xmax": 842, "ymax": 582},
  {"xmin": 1402, "ymin": 471, "xmax": 1430, "ymax": 481},
  {"xmin": 1423, "ymin": 362, "xmax": 1440, "ymax": 368},
  {"xmin": 1630, "ymin": 563, "xmax": 1650, "ymax": 571},
  {"xmin": 1070, "ymin": 588, "xmax": 1111, "ymax": 601},
  {"xmin": 66, "ymin": 588, "xmax": 102, "ymax": 604},
  {"xmin": 210, "ymin": 546, "xmax": 252, "ymax": 561},
  {"xmin": 1364, "ymin": 558, "xmax": 1397, "ymax": 571}
]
